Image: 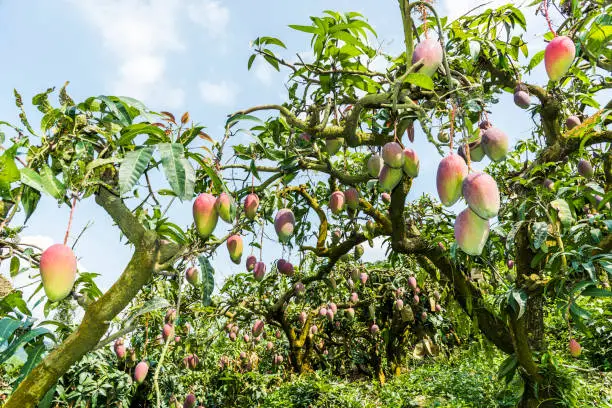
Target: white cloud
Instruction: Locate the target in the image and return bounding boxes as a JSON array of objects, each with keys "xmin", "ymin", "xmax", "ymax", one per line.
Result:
[
  {"xmin": 69, "ymin": 0, "xmax": 230, "ymax": 109},
  {"xmin": 362, "ymin": 237, "xmax": 389, "ymax": 263},
  {"xmin": 198, "ymin": 80, "xmax": 238, "ymax": 106},
  {"xmin": 187, "ymin": 0, "xmax": 230, "ymax": 38},
  {"xmin": 253, "ymin": 58, "xmax": 274, "ymax": 85}
]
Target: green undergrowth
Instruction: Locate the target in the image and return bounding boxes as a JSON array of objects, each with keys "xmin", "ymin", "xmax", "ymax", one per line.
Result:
[{"xmin": 199, "ymin": 342, "xmax": 612, "ymax": 408}]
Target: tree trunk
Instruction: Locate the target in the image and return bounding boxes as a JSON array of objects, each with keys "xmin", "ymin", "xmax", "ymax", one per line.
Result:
[{"xmin": 5, "ymin": 188, "xmax": 180, "ymax": 407}]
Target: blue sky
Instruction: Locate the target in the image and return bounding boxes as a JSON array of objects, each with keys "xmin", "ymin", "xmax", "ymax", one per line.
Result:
[{"xmin": 0, "ymin": 0, "xmax": 570, "ymax": 318}]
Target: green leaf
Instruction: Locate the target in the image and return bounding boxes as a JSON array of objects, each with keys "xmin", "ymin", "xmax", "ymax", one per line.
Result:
[
  {"xmin": 0, "ymin": 327, "xmax": 51, "ymax": 365},
  {"xmin": 85, "ymin": 158, "xmax": 118, "ymax": 174},
  {"xmin": 198, "ymin": 256, "xmax": 215, "ymax": 307},
  {"xmin": 0, "ymin": 317, "xmax": 24, "ymax": 344},
  {"xmin": 31, "ymin": 87, "xmax": 55, "ymax": 113},
  {"xmin": 158, "ymin": 143, "xmax": 195, "ymax": 201},
  {"xmin": 0, "ymin": 292, "xmax": 30, "ymax": 316},
  {"xmin": 117, "ymin": 123, "xmax": 167, "ymax": 146},
  {"xmin": 497, "ymin": 354, "xmax": 518, "ymax": 384},
  {"xmin": 581, "ymin": 286, "xmax": 612, "ymax": 297},
  {"xmin": 405, "ymin": 73, "xmax": 434, "ymax": 90},
  {"xmin": 125, "ymin": 297, "xmax": 171, "ymax": 322},
  {"xmin": 10, "ymin": 257, "xmax": 20, "ymax": 277},
  {"xmin": 288, "ymin": 24, "xmax": 320, "ymax": 34},
  {"xmin": 225, "ymin": 113, "xmax": 263, "ymax": 130},
  {"xmin": 569, "ymin": 302, "xmax": 590, "ymax": 321},
  {"xmin": 247, "ymin": 54, "xmax": 256, "ymax": 70},
  {"xmin": 527, "ymin": 50, "xmax": 544, "ymax": 71},
  {"xmin": 550, "ymin": 199, "xmax": 574, "ymax": 227},
  {"xmin": 506, "ymin": 221, "xmax": 524, "ymax": 251},
  {"xmin": 118, "ymin": 147, "xmax": 155, "ymax": 195},
  {"xmin": 0, "ymin": 152, "xmax": 20, "ymax": 192},
  {"xmin": 96, "ymin": 95, "xmax": 131, "ymax": 126},
  {"xmin": 21, "ymin": 186, "xmax": 41, "ymax": 223},
  {"xmin": 15, "ymin": 341, "xmax": 46, "ymax": 386},
  {"xmin": 511, "ymin": 289, "xmax": 527, "ymax": 319},
  {"xmin": 531, "ymin": 222, "xmax": 548, "ymax": 250},
  {"xmin": 20, "ymin": 168, "xmax": 63, "ymax": 198},
  {"xmin": 39, "ymin": 165, "xmax": 65, "ymax": 200}
]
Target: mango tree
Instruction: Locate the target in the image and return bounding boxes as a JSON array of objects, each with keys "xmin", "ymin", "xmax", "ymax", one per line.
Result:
[
  {"xmin": 212, "ymin": 1, "xmax": 611, "ymax": 406},
  {"xmin": 0, "ymin": 0, "xmax": 610, "ymax": 407}
]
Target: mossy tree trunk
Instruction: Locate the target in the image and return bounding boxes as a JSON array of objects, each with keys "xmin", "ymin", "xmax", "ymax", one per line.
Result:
[{"xmin": 5, "ymin": 188, "xmax": 181, "ymax": 408}]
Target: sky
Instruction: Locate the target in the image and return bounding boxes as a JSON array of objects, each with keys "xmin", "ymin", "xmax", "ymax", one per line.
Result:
[{"xmin": 0, "ymin": 0, "xmax": 571, "ymax": 320}]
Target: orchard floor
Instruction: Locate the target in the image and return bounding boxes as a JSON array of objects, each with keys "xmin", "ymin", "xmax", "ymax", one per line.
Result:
[{"xmin": 214, "ymin": 345, "xmax": 612, "ymax": 408}]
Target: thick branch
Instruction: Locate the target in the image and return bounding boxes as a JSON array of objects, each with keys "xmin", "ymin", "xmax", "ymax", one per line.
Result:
[{"xmin": 417, "ymin": 249, "xmax": 515, "ymax": 355}]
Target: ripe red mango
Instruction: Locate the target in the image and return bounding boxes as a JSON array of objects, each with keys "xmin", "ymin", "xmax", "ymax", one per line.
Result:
[
  {"xmin": 253, "ymin": 262, "xmax": 266, "ymax": 281},
  {"xmin": 577, "ymin": 159, "xmax": 594, "ymax": 178},
  {"xmin": 545, "ymin": 36, "xmax": 575, "ymax": 81},
  {"xmin": 569, "ymin": 338, "xmax": 581, "ymax": 357},
  {"xmin": 215, "ymin": 192, "xmax": 235, "ymax": 223},
  {"xmin": 379, "ymin": 165, "xmax": 403, "ymax": 191},
  {"xmin": 185, "ymin": 267, "xmax": 200, "ymax": 285},
  {"xmin": 274, "ymin": 209, "xmax": 295, "ymax": 243},
  {"xmin": 344, "ymin": 187, "xmax": 360, "ymax": 210},
  {"xmin": 454, "ymin": 208, "xmax": 490, "ymax": 256},
  {"xmin": 360, "ymin": 272, "xmax": 368, "ymax": 285},
  {"xmin": 294, "ymin": 281, "xmax": 305, "ymax": 294},
  {"xmin": 183, "ymin": 394, "xmax": 196, "ymax": 408},
  {"xmin": 412, "ymin": 38, "xmax": 443, "ymax": 77},
  {"xmin": 514, "ymin": 90, "xmax": 530, "ymax": 109},
  {"xmin": 226, "ymin": 234, "xmax": 243, "ymax": 264},
  {"xmin": 462, "ymin": 172, "xmax": 500, "ymax": 219},
  {"xmin": 134, "ymin": 361, "xmax": 149, "ymax": 384},
  {"xmin": 329, "ymin": 191, "xmax": 345, "ymax": 214},
  {"xmin": 278, "ymin": 260, "xmax": 294, "ymax": 276},
  {"xmin": 367, "ymin": 154, "xmax": 384, "ymax": 178},
  {"xmin": 482, "ymin": 127, "xmax": 509, "ymax": 162},
  {"xmin": 566, "ymin": 115, "xmax": 581, "ymax": 130},
  {"xmin": 436, "ymin": 154, "xmax": 468, "ymax": 206},
  {"xmin": 299, "ymin": 311, "xmax": 307, "ymax": 324},
  {"xmin": 193, "ymin": 193, "xmax": 218, "ymax": 238},
  {"xmin": 252, "ymin": 319, "xmax": 264, "ymax": 336},
  {"xmin": 382, "ymin": 142, "xmax": 404, "ymax": 168},
  {"xmin": 162, "ymin": 323, "xmax": 174, "ymax": 341},
  {"xmin": 244, "ymin": 193, "xmax": 260, "ymax": 220},
  {"xmin": 402, "ymin": 148, "xmax": 419, "ymax": 178},
  {"xmin": 246, "ymin": 255, "xmax": 257, "ymax": 272},
  {"xmin": 39, "ymin": 244, "xmax": 77, "ymax": 302},
  {"xmin": 114, "ymin": 340, "xmax": 126, "ymax": 359}
]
